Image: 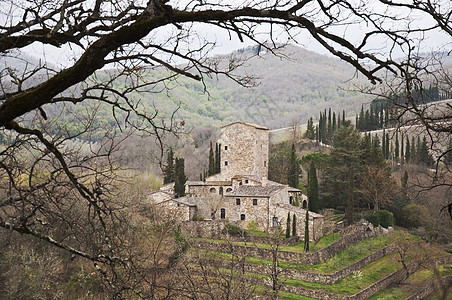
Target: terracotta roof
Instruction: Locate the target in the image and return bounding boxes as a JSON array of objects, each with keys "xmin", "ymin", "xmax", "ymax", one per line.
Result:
[
  {"xmin": 225, "ymin": 185, "xmax": 285, "ymax": 197},
  {"xmin": 220, "ymin": 121, "xmax": 269, "ymax": 130}
]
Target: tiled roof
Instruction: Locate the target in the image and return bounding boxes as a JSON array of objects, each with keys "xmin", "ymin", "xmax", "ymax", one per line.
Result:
[
  {"xmin": 187, "ymin": 180, "xmax": 231, "ymax": 186},
  {"xmin": 220, "ymin": 121, "xmax": 269, "ymax": 130},
  {"xmin": 226, "ymin": 185, "xmax": 286, "ymax": 197}
]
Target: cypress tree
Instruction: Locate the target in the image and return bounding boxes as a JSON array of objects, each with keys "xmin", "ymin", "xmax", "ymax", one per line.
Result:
[
  {"xmin": 328, "ymin": 107, "xmax": 332, "ymax": 141},
  {"xmin": 332, "ymin": 112, "xmax": 336, "ymax": 135},
  {"xmin": 199, "ymin": 173, "xmax": 203, "ymax": 181},
  {"xmin": 385, "ymin": 133, "xmax": 390, "ymax": 159},
  {"xmin": 304, "ymin": 209, "xmax": 309, "ymax": 252},
  {"xmin": 419, "ymin": 136, "xmax": 433, "ymax": 166},
  {"xmin": 406, "ymin": 136, "xmax": 411, "ymax": 162},
  {"xmin": 208, "ymin": 142, "xmax": 215, "ymax": 176},
  {"xmin": 292, "ymin": 214, "xmax": 297, "ymax": 237},
  {"xmin": 342, "ymin": 110, "xmax": 346, "ymax": 126},
  {"xmin": 288, "ymin": 143, "xmax": 299, "ymax": 188},
  {"xmin": 411, "ymin": 136, "xmax": 416, "ymax": 163},
  {"xmin": 307, "ymin": 160, "xmax": 319, "ymax": 212},
  {"xmin": 382, "ymin": 129, "xmax": 386, "ymax": 159},
  {"xmin": 174, "ymin": 157, "xmax": 187, "ymax": 198},
  {"xmin": 163, "ymin": 148, "xmax": 175, "ymax": 184},
  {"xmin": 286, "ymin": 212, "xmax": 291, "ymax": 238},
  {"xmin": 395, "ymin": 131, "xmax": 399, "ymax": 159},
  {"xmin": 401, "ymin": 133, "xmax": 404, "ymax": 163},
  {"xmin": 401, "ymin": 171, "xmax": 409, "ymax": 196},
  {"xmin": 416, "ymin": 136, "xmax": 421, "ymax": 164},
  {"xmin": 215, "ymin": 142, "xmax": 221, "ymax": 174}
]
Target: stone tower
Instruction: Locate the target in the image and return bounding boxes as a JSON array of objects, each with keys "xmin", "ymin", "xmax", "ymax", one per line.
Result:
[{"xmin": 218, "ymin": 122, "xmax": 269, "ymax": 180}]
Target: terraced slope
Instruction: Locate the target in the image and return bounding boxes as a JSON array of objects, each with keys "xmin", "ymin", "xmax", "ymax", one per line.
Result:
[{"xmin": 186, "ymin": 227, "xmax": 452, "ymax": 299}]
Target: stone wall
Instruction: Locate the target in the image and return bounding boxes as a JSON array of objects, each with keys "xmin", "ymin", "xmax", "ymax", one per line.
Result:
[
  {"xmin": 219, "ymin": 122, "xmax": 269, "ymax": 180},
  {"xmin": 197, "ymin": 244, "xmax": 396, "ymax": 285},
  {"xmin": 406, "ymin": 275, "xmax": 452, "ymax": 299},
  {"xmin": 193, "ymin": 225, "xmax": 388, "ymax": 265},
  {"xmin": 347, "ymin": 255, "xmax": 452, "ymax": 300}
]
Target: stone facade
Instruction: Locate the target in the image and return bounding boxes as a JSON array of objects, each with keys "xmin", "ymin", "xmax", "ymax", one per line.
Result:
[
  {"xmin": 217, "ymin": 122, "xmax": 269, "ymax": 181},
  {"xmin": 149, "ymin": 121, "xmax": 325, "ymax": 240}
]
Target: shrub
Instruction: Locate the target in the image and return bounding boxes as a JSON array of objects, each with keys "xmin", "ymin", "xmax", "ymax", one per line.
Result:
[
  {"xmin": 365, "ymin": 213, "xmax": 380, "ymax": 227},
  {"xmin": 365, "ymin": 210, "xmax": 394, "ymax": 228},
  {"xmin": 376, "ymin": 210, "xmax": 394, "ymax": 228},
  {"xmin": 223, "ymin": 223, "xmax": 246, "ymax": 236}
]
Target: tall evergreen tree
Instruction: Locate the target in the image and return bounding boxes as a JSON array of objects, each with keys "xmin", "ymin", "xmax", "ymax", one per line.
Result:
[
  {"xmin": 385, "ymin": 133, "xmax": 390, "ymax": 160},
  {"xmin": 215, "ymin": 142, "xmax": 221, "ymax": 174},
  {"xmin": 307, "ymin": 160, "xmax": 319, "ymax": 212},
  {"xmin": 305, "ymin": 117, "xmax": 315, "ymax": 139},
  {"xmin": 395, "ymin": 131, "xmax": 399, "ymax": 159},
  {"xmin": 418, "ymin": 136, "xmax": 434, "ymax": 166},
  {"xmin": 401, "ymin": 171, "xmax": 408, "ymax": 196},
  {"xmin": 382, "ymin": 129, "xmax": 386, "ymax": 159},
  {"xmin": 401, "ymin": 133, "xmax": 404, "ymax": 164},
  {"xmin": 288, "ymin": 143, "xmax": 299, "ymax": 188},
  {"xmin": 332, "ymin": 112, "xmax": 336, "ymax": 135},
  {"xmin": 405, "ymin": 136, "xmax": 411, "ymax": 162},
  {"xmin": 411, "ymin": 136, "xmax": 417, "ymax": 163},
  {"xmin": 208, "ymin": 142, "xmax": 215, "ymax": 176},
  {"xmin": 286, "ymin": 212, "xmax": 291, "ymax": 238},
  {"xmin": 292, "ymin": 214, "xmax": 297, "ymax": 237},
  {"xmin": 163, "ymin": 148, "xmax": 175, "ymax": 184},
  {"xmin": 174, "ymin": 157, "xmax": 187, "ymax": 198},
  {"xmin": 342, "ymin": 110, "xmax": 346, "ymax": 126},
  {"xmin": 304, "ymin": 209, "xmax": 309, "ymax": 252}
]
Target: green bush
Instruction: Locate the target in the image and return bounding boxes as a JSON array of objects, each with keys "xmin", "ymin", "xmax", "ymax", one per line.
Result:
[
  {"xmin": 365, "ymin": 213, "xmax": 380, "ymax": 227},
  {"xmin": 223, "ymin": 223, "xmax": 246, "ymax": 236},
  {"xmin": 376, "ymin": 210, "xmax": 394, "ymax": 228},
  {"xmin": 365, "ymin": 210, "xmax": 394, "ymax": 228}
]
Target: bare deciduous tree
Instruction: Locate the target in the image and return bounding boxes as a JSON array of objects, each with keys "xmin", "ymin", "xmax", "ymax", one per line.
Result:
[{"xmin": 1, "ymin": 0, "xmax": 452, "ymax": 297}]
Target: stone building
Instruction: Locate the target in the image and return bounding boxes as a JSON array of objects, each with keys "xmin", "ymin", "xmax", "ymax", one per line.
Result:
[{"xmin": 149, "ymin": 121, "xmax": 325, "ymax": 240}]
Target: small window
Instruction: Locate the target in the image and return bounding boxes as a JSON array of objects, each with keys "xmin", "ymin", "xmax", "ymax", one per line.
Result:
[
  {"xmin": 225, "ymin": 161, "xmax": 228, "ymax": 166},
  {"xmin": 245, "ymin": 180, "xmax": 249, "ymax": 184},
  {"xmin": 239, "ymin": 181, "xmax": 242, "ymax": 186},
  {"xmin": 264, "ymin": 161, "xmax": 267, "ymax": 167},
  {"xmin": 225, "ymin": 146, "xmax": 228, "ymax": 150},
  {"xmin": 220, "ymin": 208, "xmax": 225, "ymax": 219},
  {"xmin": 177, "ymin": 203, "xmax": 180, "ymax": 207},
  {"xmin": 236, "ymin": 198, "xmax": 241, "ymax": 205},
  {"xmin": 303, "ymin": 200, "xmax": 307, "ymax": 209},
  {"xmin": 209, "ymin": 187, "xmax": 216, "ymax": 193},
  {"xmin": 253, "ymin": 199, "xmax": 257, "ymax": 206},
  {"xmin": 272, "ymin": 217, "xmax": 278, "ymax": 227},
  {"xmin": 226, "ymin": 188, "xmax": 232, "ymax": 192},
  {"xmin": 289, "ymin": 196, "xmax": 293, "ymax": 204},
  {"xmin": 240, "ymin": 214, "xmax": 245, "ymax": 220}
]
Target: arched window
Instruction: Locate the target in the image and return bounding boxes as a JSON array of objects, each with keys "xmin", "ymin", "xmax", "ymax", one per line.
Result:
[
  {"xmin": 209, "ymin": 187, "xmax": 216, "ymax": 193},
  {"xmin": 220, "ymin": 208, "xmax": 226, "ymax": 219},
  {"xmin": 302, "ymin": 200, "xmax": 307, "ymax": 209},
  {"xmin": 240, "ymin": 214, "xmax": 245, "ymax": 220},
  {"xmin": 226, "ymin": 188, "xmax": 232, "ymax": 192},
  {"xmin": 289, "ymin": 196, "xmax": 293, "ymax": 204}
]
